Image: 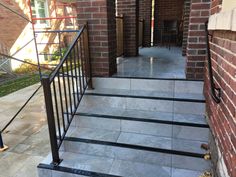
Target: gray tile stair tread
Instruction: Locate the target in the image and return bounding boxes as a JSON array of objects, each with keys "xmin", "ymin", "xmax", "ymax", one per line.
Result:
[
  {"xmin": 109, "ymin": 159, "xmax": 172, "ymax": 177},
  {"xmin": 67, "ymin": 127, "xmax": 207, "ymax": 154},
  {"xmin": 63, "ymin": 140, "xmax": 211, "ymax": 172},
  {"xmin": 75, "ymin": 115, "xmax": 209, "ymax": 141},
  {"xmin": 69, "ymin": 127, "xmax": 120, "ymax": 142},
  {"xmin": 86, "ymin": 88, "xmax": 205, "ymax": 100},
  {"xmin": 77, "ymin": 106, "xmax": 207, "ymax": 125},
  {"xmin": 109, "ymin": 160, "xmax": 205, "ymax": 177},
  {"xmin": 41, "ymin": 152, "xmax": 209, "ymax": 177},
  {"xmin": 59, "ymin": 152, "xmax": 114, "ymax": 174},
  {"xmin": 80, "ymin": 94, "xmax": 205, "ymax": 115}
]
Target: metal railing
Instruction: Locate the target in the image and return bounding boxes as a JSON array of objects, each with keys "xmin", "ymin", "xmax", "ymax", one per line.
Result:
[
  {"xmin": 42, "ymin": 24, "xmax": 92, "ymax": 165},
  {"xmin": 0, "ymin": 0, "xmax": 83, "ymax": 152},
  {"xmin": 205, "ymin": 21, "xmax": 221, "ymax": 103}
]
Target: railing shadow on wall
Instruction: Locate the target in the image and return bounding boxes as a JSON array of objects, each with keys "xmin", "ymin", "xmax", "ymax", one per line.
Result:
[
  {"xmin": 116, "ymin": 15, "xmax": 124, "ymax": 57},
  {"xmin": 42, "ymin": 23, "xmax": 92, "ymax": 165},
  {"xmin": 139, "ymin": 19, "xmax": 144, "ymax": 47},
  {"xmin": 205, "ymin": 21, "xmax": 221, "ymax": 104}
]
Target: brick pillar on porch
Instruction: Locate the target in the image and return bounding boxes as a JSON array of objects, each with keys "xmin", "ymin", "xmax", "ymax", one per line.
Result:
[
  {"xmin": 76, "ymin": 0, "xmax": 117, "ymax": 77},
  {"xmin": 139, "ymin": 0, "xmax": 152, "ymax": 47},
  {"xmin": 117, "ymin": 0, "xmax": 139, "ymax": 56},
  {"xmin": 182, "ymin": 0, "xmax": 191, "ymax": 56},
  {"xmin": 186, "ymin": 0, "xmax": 211, "ymax": 80}
]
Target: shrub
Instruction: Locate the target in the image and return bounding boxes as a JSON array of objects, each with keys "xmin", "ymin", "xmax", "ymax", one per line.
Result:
[{"xmin": 14, "ymin": 59, "xmax": 39, "ymax": 74}]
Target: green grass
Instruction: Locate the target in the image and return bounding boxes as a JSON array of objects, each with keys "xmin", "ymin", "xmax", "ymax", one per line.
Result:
[{"xmin": 0, "ymin": 74, "xmax": 41, "ymax": 97}]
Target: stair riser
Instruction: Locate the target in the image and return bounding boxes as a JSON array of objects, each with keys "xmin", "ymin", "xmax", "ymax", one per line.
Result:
[
  {"xmin": 92, "ymin": 77, "xmax": 203, "ymax": 94},
  {"xmin": 81, "ymin": 95, "xmax": 205, "ymax": 115},
  {"xmin": 75, "ymin": 116, "xmax": 209, "ymax": 141},
  {"xmin": 63, "ymin": 141, "xmax": 210, "ymax": 171},
  {"xmin": 38, "ymin": 169, "xmax": 87, "ymax": 177}
]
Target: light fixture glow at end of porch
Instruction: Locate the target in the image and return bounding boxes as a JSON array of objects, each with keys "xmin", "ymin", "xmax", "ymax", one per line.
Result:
[{"xmin": 150, "ymin": 57, "xmax": 154, "ymax": 64}]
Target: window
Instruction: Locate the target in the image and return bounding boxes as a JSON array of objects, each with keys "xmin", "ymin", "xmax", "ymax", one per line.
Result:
[{"xmin": 31, "ymin": 0, "xmax": 50, "ymax": 27}]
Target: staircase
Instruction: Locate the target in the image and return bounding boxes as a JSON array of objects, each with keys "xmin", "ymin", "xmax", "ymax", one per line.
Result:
[{"xmin": 38, "ymin": 77, "xmax": 212, "ymax": 177}]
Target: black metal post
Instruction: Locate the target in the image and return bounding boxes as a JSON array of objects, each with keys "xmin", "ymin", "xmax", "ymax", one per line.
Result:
[
  {"xmin": 42, "ymin": 77, "xmax": 61, "ymax": 165},
  {"xmin": 0, "ymin": 132, "xmax": 4, "ymax": 149},
  {"xmin": 84, "ymin": 24, "xmax": 93, "ymax": 89}
]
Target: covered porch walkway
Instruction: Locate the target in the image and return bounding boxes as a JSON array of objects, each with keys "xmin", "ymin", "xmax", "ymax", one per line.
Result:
[{"xmin": 114, "ymin": 47, "xmax": 186, "ymax": 79}]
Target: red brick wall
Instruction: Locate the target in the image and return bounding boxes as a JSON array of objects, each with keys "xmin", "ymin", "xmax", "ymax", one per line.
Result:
[
  {"xmin": 153, "ymin": 0, "xmax": 184, "ymax": 45},
  {"xmin": 186, "ymin": 0, "xmax": 211, "ymax": 80},
  {"xmin": 204, "ymin": 1, "xmax": 236, "ymax": 176},
  {"xmin": 0, "ymin": 0, "xmax": 28, "ymax": 49},
  {"xmin": 76, "ymin": 0, "xmax": 117, "ymax": 77},
  {"xmin": 117, "ymin": 0, "xmax": 139, "ymax": 56},
  {"xmin": 0, "ymin": 41, "xmax": 9, "ymax": 55},
  {"xmin": 182, "ymin": 0, "xmax": 191, "ymax": 56},
  {"xmin": 139, "ymin": 0, "xmax": 152, "ymax": 47},
  {"xmin": 205, "ymin": 30, "xmax": 236, "ymax": 177}
]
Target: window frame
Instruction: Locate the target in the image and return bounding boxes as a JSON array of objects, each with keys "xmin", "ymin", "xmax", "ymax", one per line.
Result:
[{"xmin": 31, "ymin": 0, "xmax": 50, "ymax": 28}]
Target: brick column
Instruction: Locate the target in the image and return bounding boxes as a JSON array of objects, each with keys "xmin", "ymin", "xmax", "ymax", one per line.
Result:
[
  {"xmin": 186, "ymin": 0, "xmax": 211, "ymax": 79},
  {"xmin": 117, "ymin": 0, "xmax": 139, "ymax": 56},
  {"xmin": 182, "ymin": 0, "xmax": 191, "ymax": 56},
  {"xmin": 76, "ymin": 0, "xmax": 117, "ymax": 77},
  {"xmin": 139, "ymin": 0, "xmax": 152, "ymax": 47}
]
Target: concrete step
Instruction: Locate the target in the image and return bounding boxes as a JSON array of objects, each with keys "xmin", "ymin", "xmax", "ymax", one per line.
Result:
[
  {"xmin": 80, "ymin": 94, "xmax": 205, "ymax": 115},
  {"xmin": 38, "ymin": 151, "xmax": 209, "ymax": 177},
  {"xmin": 92, "ymin": 77, "xmax": 204, "ymax": 95},
  {"xmin": 73, "ymin": 114, "xmax": 209, "ymax": 141},
  {"xmin": 65, "ymin": 124, "xmax": 209, "ymax": 154},
  {"xmin": 37, "ymin": 77, "xmax": 210, "ymax": 177},
  {"xmin": 77, "ymin": 106, "xmax": 207, "ymax": 125}
]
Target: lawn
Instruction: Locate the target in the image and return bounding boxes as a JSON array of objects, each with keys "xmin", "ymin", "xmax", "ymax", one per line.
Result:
[{"xmin": 0, "ymin": 74, "xmax": 40, "ymax": 97}]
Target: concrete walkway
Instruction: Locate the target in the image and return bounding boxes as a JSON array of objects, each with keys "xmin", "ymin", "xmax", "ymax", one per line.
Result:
[{"xmin": 0, "ymin": 83, "xmax": 49, "ymax": 177}]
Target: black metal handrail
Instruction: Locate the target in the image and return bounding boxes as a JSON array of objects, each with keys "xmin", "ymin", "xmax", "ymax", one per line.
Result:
[
  {"xmin": 205, "ymin": 21, "xmax": 221, "ymax": 103},
  {"xmin": 42, "ymin": 23, "xmax": 92, "ymax": 165}
]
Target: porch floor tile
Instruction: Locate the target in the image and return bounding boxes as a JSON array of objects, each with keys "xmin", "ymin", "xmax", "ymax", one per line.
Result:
[{"xmin": 114, "ymin": 47, "xmax": 186, "ymax": 79}]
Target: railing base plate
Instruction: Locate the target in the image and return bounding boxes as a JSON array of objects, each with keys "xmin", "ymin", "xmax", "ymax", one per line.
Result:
[{"xmin": 0, "ymin": 145, "xmax": 8, "ymax": 152}]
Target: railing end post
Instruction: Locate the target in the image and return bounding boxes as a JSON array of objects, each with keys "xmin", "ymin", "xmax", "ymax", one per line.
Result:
[
  {"xmin": 0, "ymin": 132, "xmax": 8, "ymax": 152},
  {"xmin": 42, "ymin": 77, "xmax": 61, "ymax": 165},
  {"xmin": 50, "ymin": 158, "xmax": 63, "ymax": 167}
]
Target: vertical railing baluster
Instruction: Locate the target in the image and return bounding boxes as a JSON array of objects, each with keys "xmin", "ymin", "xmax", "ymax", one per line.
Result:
[
  {"xmin": 42, "ymin": 77, "xmax": 61, "ymax": 165},
  {"xmin": 57, "ymin": 73, "xmax": 66, "ymax": 132},
  {"xmin": 79, "ymin": 38, "xmax": 85, "ymax": 89},
  {"xmin": 0, "ymin": 132, "xmax": 4, "ymax": 149},
  {"xmin": 73, "ymin": 44, "xmax": 80, "ymax": 103},
  {"xmin": 65, "ymin": 59, "xmax": 73, "ymax": 119},
  {"xmin": 69, "ymin": 48, "xmax": 76, "ymax": 108},
  {"xmin": 52, "ymin": 80, "xmax": 62, "ymax": 141},
  {"xmin": 77, "ymin": 43, "xmax": 83, "ymax": 97},
  {"xmin": 61, "ymin": 66, "xmax": 70, "ymax": 125}
]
